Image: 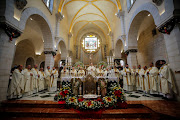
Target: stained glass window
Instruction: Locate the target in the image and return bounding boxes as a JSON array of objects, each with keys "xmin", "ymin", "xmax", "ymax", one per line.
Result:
[{"xmin": 43, "ymin": 0, "xmax": 54, "ymax": 13}]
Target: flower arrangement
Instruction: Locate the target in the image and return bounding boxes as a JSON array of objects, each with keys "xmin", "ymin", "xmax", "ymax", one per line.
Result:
[
  {"xmin": 97, "ymin": 61, "xmax": 108, "ymax": 69},
  {"xmin": 74, "ymin": 61, "xmax": 84, "ymax": 69},
  {"xmin": 78, "ymin": 100, "xmax": 103, "ymax": 110},
  {"xmin": 54, "ymin": 83, "xmax": 72, "ymax": 101},
  {"xmin": 108, "ymin": 83, "xmax": 126, "ymax": 102},
  {"xmin": 102, "ymin": 96, "xmax": 116, "ymax": 108},
  {"xmin": 66, "ymin": 96, "xmax": 78, "ymax": 107}
]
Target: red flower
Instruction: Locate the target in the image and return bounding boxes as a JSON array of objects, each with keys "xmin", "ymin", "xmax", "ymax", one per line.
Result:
[
  {"xmin": 88, "ymin": 101, "xmax": 91, "ymax": 106},
  {"xmin": 64, "ymin": 90, "xmax": 69, "ymax": 94},
  {"xmin": 97, "ymin": 98, "xmax": 102, "ymax": 102},
  {"xmin": 114, "ymin": 90, "xmax": 122, "ymax": 97},
  {"xmin": 107, "ymin": 97, "xmax": 111, "ymax": 101},
  {"xmin": 60, "ymin": 91, "xmax": 66, "ymax": 97}
]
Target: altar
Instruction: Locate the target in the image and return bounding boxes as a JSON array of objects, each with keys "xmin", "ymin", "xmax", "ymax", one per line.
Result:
[{"xmin": 60, "ymin": 75, "xmax": 119, "ymax": 97}]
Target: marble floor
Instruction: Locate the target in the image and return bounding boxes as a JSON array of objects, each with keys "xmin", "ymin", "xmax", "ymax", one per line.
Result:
[{"xmin": 19, "ymin": 90, "xmax": 163, "ymax": 101}]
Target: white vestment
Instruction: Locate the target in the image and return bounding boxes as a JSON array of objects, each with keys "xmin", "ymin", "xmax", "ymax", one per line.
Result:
[
  {"xmin": 96, "ymin": 69, "xmax": 104, "ymax": 77},
  {"xmin": 50, "ymin": 69, "xmax": 58, "ymax": 92},
  {"xmin": 87, "ymin": 66, "xmax": 96, "ymax": 76},
  {"xmin": 24, "ymin": 69, "xmax": 33, "ymax": 95},
  {"xmin": 61, "ymin": 69, "xmax": 69, "ymax": 77},
  {"xmin": 139, "ymin": 69, "xmax": 145, "ymax": 91},
  {"xmin": 144, "ymin": 70, "xmax": 151, "ymax": 93},
  {"xmin": 38, "ymin": 71, "xmax": 45, "ymax": 91},
  {"xmin": 45, "ymin": 69, "xmax": 51, "ymax": 89},
  {"xmin": 8, "ymin": 69, "xmax": 24, "ymax": 98},
  {"xmin": 31, "ymin": 68, "xmax": 39, "ymax": 92},
  {"xmin": 123, "ymin": 68, "xmax": 133, "ymax": 91},
  {"xmin": 131, "ymin": 69, "xmax": 136, "ymax": 86},
  {"xmin": 78, "ymin": 70, "xmax": 85, "ymax": 77},
  {"xmin": 159, "ymin": 64, "xmax": 176, "ymax": 94},
  {"xmin": 148, "ymin": 67, "xmax": 159, "ymax": 93},
  {"xmin": 70, "ymin": 70, "xmax": 77, "ymax": 77},
  {"xmin": 136, "ymin": 69, "xmax": 142, "ymax": 90}
]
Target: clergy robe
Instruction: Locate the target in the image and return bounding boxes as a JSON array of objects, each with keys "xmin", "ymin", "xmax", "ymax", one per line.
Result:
[
  {"xmin": 131, "ymin": 69, "xmax": 136, "ymax": 87},
  {"xmin": 8, "ymin": 69, "xmax": 24, "ymax": 99},
  {"xmin": 70, "ymin": 70, "xmax": 77, "ymax": 77},
  {"xmin": 144, "ymin": 70, "xmax": 151, "ymax": 93},
  {"xmin": 123, "ymin": 68, "xmax": 133, "ymax": 91},
  {"xmin": 114, "ymin": 68, "xmax": 120, "ymax": 78},
  {"xmin": 78, "ymin": 70, "xmax": 85, "ymax": 77},
  {"xmin": 38, "ymin": 71, "xmax": 45, "ymax": 91},
  {"xmin": 97, "ymin": 69, "xmax": 104, "ymax": 77},
  {"xmin": 148, "ymin": 67, "xmax": 159, "ymax": 92},
  {"xmin": 31, "ymin": 68, "xmax": 39, "ymax": 92},
  {"xmin": 87, "ymin": 66, "xmax": 96, "ymax": 76},
  {"xmin": 159, "ymin": 64, "xmax": 176, "ymax": 94},
  {"xmin": 136, "ymin": 69, "xmax": 142, "ymax": 90},
  {"xmin": 45, "ymin": 69, "xmax": 51, "ymax": 89},
  {"xmin": 50, "ymin": 69, "xmax": 58, "ymax": 92},
  {"xmin": 139, "ymin": 69, "xmax": 145, "ymax": 91},
  {"xmin": 24, "ymin": 69, "xmax": 33, "ymax": 95}
]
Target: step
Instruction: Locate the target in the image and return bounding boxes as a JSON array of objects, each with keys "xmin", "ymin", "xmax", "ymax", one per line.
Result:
[
  {"xmin": 0, "ymin": 107, "xmax": 152, "ymax": 118},
  {"xmin": 1, "ymin": 100, "xmax": 144, "ymax": 108}
]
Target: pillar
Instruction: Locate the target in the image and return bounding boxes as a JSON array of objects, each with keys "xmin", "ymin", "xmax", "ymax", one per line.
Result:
[
  {"xmin": 44, "ymin": 51, "xmax": 54, "ymax": 69},
  {"xmin": 126, "ymin": 49, "xmax": 138, "ymax": 68},
  {"xmin": 0, "ymin": 25, "xmax": 20, "ymax": 101}
]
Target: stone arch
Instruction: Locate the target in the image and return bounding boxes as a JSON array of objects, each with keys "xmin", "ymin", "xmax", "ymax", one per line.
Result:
[
  {"xmin": 57, "ymin": 39, "xmax": 67, "ymax": 60},
  {"xmin": 25, "ymin": 57, "xmax": 34, "ymax": 68},
  {"xmin": 126, "ymin": 2, "xmax": 161, "ymax": 49},
  {"xmin": 19, "ymin": 7, "xmax": 54, "ymax": 51},
  {"xmin": 115, "ymin": 39, "xmax": 124, "ymax": 59}
]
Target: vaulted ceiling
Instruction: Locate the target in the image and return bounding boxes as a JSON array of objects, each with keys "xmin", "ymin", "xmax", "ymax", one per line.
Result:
[{"xmin": 58, "ymin": 0, "xmax": 122, "ymax": 38}]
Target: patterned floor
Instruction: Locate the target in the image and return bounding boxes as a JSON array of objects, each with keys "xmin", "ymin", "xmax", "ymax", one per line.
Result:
[{"xmin": 19, "ymin": 90, "xmax": 163, "ymax": 101}]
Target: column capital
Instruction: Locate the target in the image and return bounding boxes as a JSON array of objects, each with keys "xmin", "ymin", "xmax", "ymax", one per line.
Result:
[
  {"xmin": 68, "ymin": 32, "xmax": 72, "ymax": 38},
  {"xmin": 44, "ymin": 51, "xmax": 56, "ymax": 57},
  {"xmin": 0, "ymin": 22, "xmax": 21, "ymax": 41},
  {"xmin": 125, "ymin": 49, "xmax": 138, "ymax": 55},
  {"xmin": 56, "ymin": 12, "xmax": 64, "ymax": 21},
  {"xmin": 116, "ymin": 10, "xmax": 125, "ymax": 19}
]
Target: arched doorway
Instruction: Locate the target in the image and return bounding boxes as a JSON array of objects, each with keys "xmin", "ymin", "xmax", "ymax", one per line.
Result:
[
  {"xmin": 115, "ymin": 39, "xmax": 124, "ymax": 59},
  {"xmin": 127, "ymin": 10, "xmax": 168, "ymax": 67},
  {"xmin": 26, "ymin": 57, "xmax": 34, "ymax": 68},
  {"xmin": 40, "ymin": 61, "xmax": 45, "ymax": 70}
]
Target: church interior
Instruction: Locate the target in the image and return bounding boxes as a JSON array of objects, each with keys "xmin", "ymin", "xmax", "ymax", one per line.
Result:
[{"xmin": 0, "ymin": 0, "xmax": 180, "ymax": 119}]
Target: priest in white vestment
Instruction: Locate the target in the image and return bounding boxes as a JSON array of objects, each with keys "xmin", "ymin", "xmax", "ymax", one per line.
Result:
[
  {"xmin": 24, "ymin": 65, "xmax": 33, "ymax": 96},
  {"xmin": 31, "ymin": 64, "xmax": 39, "ymax": 93},
  {"xmin": 38, "ymin": 68, "xmax": 45, "ymax": 91},
  {"xmin": 144, "ymin": 66, "xmax": 151, "ymax": 93},
  {"xmin": 97, "ymin": 66, "xmax": 104, "ymax": 77},
  {"xmin": 70, "ymin": 67, "xmax": 77, "ymax": 77},
  {"xmin": 136, "ymin": 65, "xmax": 143, "ymax": 90},
  {"xmin": 78, "ymin": 67, "xmax": 85, "ymax": 77},
  {"xmin": 49, "ymin": 67, "xmax": 58, "ymax": 92},
  {"xmin": 61, "ymin": 66, "xmax": 69, "ymax": 78},
  {"xmin": 139, "ymin": 66, "xmax": 145, "ymax": 91},
  {"xmin": 159, "ymin": 61, "xmax": 176, "ymax": 98},
  {"xmin": 114, "ymin": 66, "xmax": 120, "ymax": 78},
  {"xmin": 87, "ymin": 63, "xmax": 96, "ymax": 76},
  {"xmin": 8, "ymin": 65, "xmax": 24, "ymax": 99},
  {"xmin": 45, "ymin": 66, "xmax": 51, "ymax": 90},
  {"xmin": 147, "ymin": 63, "xmax": 159, "ymax": 94},
  {"xmin": 123, "ymin": 64, "xmax": 133, "ymax": 91}
]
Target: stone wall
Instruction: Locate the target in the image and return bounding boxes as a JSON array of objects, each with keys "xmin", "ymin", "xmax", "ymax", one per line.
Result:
[{"xmin": 137, "ymin": 24, "xmax": 168, "ymax": 67}]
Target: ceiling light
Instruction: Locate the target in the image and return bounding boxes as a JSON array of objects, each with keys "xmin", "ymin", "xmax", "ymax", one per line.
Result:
[
  {"xmin": 148, "ymin": 14, "xmax": 151, "ymax": 16},
  {"xmin": 115, "ymin": 13, "xmax": 117, "ymax": 16},
  {"xmin": 30, "ymin": 18, "xmax": 33, "ymax": 20}
]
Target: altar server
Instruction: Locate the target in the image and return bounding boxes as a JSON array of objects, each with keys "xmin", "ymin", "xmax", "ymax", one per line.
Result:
[{"xmin": 8, "ymin": 65, "xmax": 24, "ymax": 99}]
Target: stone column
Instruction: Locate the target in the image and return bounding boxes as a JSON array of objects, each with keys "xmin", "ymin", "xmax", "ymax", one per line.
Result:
[
  {"xmin": 55, "ymin": 12, "xmax": 63, "ymax": 37},
  {"xmin": 0, "ymin": 25, "xmax": 21, "ymax": 101},
  {"xmin": 68, "ymin": 33, "xmax": 72, "ymax": 57},
  {"xmin": 44, "ymin": 51, "xmax": 55, "ymax": 68},
  {"xmin": 109, "ymin": 32, "xmax": 114, "ymax": 56},
  {"xmin": 117, "ymin": 10, "xmax": 126, "ymax": 36},
  {"xmin": 126, "ymin": 49, "xmax": 138, "ymax": 68}
]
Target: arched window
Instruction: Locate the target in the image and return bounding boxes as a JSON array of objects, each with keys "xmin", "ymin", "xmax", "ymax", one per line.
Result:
[{"xmin": 43, "ymin": 0, "xmax": 54, "ymax": 13}]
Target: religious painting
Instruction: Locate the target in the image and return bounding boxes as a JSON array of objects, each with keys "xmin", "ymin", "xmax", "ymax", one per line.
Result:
[{"xmin": 85, "ymin": 37, "xmax": 97, "ymax": 50}]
